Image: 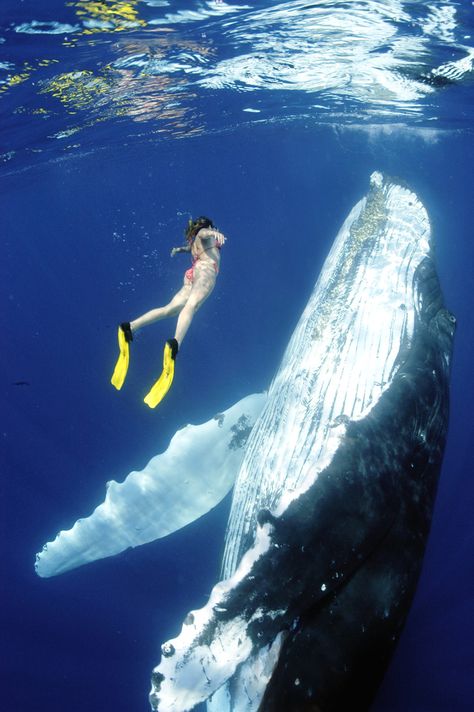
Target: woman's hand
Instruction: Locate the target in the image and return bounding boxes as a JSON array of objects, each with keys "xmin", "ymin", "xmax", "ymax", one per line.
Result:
[
  {"xmin": 199, "ymin": 228, "xmax": 226, "ymax": 247},
  {"xmin": 214, "ymin": 231, "xmax": 226, "ymax": 247},
  {"xmin": 171, "ymin": 245, "xmax": 191, "ymax": 257}
]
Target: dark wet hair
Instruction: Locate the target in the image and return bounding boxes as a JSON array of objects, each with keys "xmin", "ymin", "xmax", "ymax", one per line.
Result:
[{"xmin": 185, "ymin": 215, "xmax": 214, "ymax": 241}]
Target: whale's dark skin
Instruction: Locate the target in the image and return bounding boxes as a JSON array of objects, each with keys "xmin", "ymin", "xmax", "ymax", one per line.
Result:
[{"xmin": 151, "ymin": 256, "xmax": 453, "ymax": 712}]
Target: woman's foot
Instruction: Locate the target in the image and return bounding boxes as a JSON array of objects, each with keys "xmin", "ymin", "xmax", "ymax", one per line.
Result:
[
  {"xmin": 166, "ymin": 338, "xmax": 179, "ymax": 359},
  {"xmin": 120, "ymin": 322, "xmax": 133, "ymax": 343}
]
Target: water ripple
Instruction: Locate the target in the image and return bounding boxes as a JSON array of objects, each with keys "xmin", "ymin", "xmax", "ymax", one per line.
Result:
[{"xmin": 1, "ymin": 0, "xmax": 473, "ymax": 173}]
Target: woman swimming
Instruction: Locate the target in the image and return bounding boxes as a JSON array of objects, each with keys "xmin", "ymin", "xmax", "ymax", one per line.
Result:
[{"xmin": 111, "ymin": 216, "xmax": 226, "ymax": 408}]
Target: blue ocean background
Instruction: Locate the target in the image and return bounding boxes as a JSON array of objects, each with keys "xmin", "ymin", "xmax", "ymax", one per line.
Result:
[{"xmin": 2, "ymin": 1, "xmax": 473, "ymax": 710}]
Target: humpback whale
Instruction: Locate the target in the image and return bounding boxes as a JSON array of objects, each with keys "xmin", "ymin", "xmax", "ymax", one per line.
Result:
[
  {"xmin": 35, "ymin": 173, "xmax": 454, "ymax": 712},
  {"xmin": 150, "ymin": 173, "xmax": 455, "ymax": 711}
]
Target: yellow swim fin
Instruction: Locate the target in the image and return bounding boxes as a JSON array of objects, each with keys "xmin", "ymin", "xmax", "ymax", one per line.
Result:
[
  {"xmin": 144, "ymin": 338, "xmax": 178, "ymax": 409},
  {"xmin": 111, "ymin": 324, "xmax": 131, "ymax": 390}
]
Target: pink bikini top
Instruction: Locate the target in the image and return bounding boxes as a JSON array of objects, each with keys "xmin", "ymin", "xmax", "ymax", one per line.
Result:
[{"xmin": 190, "ymin": 237, "xmax": 221, "ymax": 265}]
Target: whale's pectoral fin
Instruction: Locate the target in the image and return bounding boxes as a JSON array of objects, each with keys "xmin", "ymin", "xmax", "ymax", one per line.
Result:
[{"xmin": 35, "ymin": 393, "xmax": 267, "ymax": 578}]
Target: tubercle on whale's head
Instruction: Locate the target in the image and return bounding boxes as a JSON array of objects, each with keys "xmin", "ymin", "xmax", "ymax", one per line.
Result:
[{"xmin": 370, "ymin": 171, "xmax": 383, "ymax": 188}]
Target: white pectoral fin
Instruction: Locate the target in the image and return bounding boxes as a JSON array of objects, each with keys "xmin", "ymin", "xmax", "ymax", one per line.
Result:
[{"xmin": 35, "ymin": 393, "xmax": 267, "ymax": 578}]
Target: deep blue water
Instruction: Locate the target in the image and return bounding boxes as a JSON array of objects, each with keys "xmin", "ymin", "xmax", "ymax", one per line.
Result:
[{"xmin": 2, "ymin": 2, "xmax": 474, "ymax": 711}]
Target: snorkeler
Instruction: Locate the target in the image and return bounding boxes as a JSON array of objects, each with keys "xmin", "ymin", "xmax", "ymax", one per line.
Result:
[{"xmin": 111, "ymin": 216, "xmax": 226, "ymax": 408}]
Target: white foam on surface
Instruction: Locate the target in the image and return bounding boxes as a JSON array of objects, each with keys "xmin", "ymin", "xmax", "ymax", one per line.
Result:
[{"xmin": 14, "ymin": 20, "xmax": 81, "ymax": 34}]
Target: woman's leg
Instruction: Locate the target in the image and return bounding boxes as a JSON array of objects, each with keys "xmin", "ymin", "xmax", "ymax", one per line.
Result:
[
  {"xmin": 174, "ymin": 265, "xmax": 216, "ymax": 346},
  {"xmin": 130, "ymin": 282, "xmax": 191, "ymax": 332}
]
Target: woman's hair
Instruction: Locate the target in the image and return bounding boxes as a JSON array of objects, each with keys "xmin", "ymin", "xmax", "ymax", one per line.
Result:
[{"xmin": 185, "ymin": 215, "xmax": 214, "ymax": 241}]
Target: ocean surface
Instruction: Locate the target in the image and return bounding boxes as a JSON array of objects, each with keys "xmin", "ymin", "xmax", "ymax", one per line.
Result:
[{"xmin": 2, "ymin": 1, "xmax": 473, "ymax": 710}]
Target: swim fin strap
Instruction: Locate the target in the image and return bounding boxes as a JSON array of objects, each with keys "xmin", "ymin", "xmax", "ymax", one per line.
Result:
[
  {"xmin": 111, "ymin": 326, "xmax": 130, "ymax": 390},
  {"xmin": 143, "ymin": 340, "xmax": 176, "ymax": 409}
]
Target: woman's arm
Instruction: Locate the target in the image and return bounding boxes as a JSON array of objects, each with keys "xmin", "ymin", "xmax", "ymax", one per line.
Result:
[
  {"xmin": 198, "ymin": 228, "xmax": 226, "ymax": 247},
  {"xmin": 170, "ymin": 244, "xmax": 192, "ymax": 257}
]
